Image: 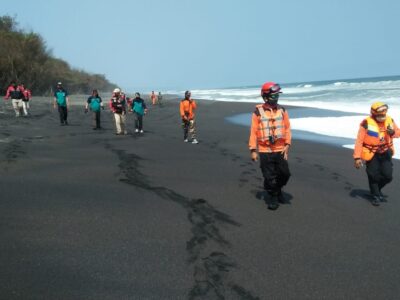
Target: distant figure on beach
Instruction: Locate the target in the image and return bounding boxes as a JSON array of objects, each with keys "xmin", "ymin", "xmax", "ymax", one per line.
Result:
[
  {"xmin": 53, "ymin": 82, "xmax": 69, "ymax": 125},
  {"xmin": 110, "ymin": 88, "xmax": 127, "ymax": 135},
  {"xmin": 158, "ymin": 92, "xmax": 163, "ymax": 106},
  {"xmin": 150, "ymin": 91, "xmax": 157, "ymax": 105},
  {"xmin": 249, "ymin": 82, "xmax": 291, "ymax": 210},
  {"xmin": 21, "ymin": 83, "xmax": 32, "ymax": 116},
  {"xmin": 4, "ymin": 81, "xmax": 25, "ymax": 117},
  {"xmin": 180, "ymin": 90, "xmax": 198, "ymax": 144},
  {"xmin": 353, "ymin": 102, "xmax": 400, "ymax": 206},
  {"xmin": 130, "ymin": 92, "xmax": 147, "ymax": 133},
  {"xmin": 85, "ymin": 89, "xmax": 104, "ymax": 130}
]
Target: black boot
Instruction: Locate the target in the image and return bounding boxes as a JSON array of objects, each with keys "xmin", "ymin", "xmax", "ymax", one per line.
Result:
[
  {"xmin": 371, "ymin": 196, "xmax": 380, "ymax": 206},
  {"xmin": 268, "ymin": 194, "xmax": 279, "ymax": 210},
  {"xmin": 277, "ymin": 190, "xmax": 285, "ymax": 204},
  {"xmin": 378, "ymin": 189, "xmax": 387, "ymax": 202}
]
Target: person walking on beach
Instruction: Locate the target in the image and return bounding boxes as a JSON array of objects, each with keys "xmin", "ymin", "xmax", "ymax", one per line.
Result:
[
  {"xmin": 110, "ymin": 88, "xmax": 127, "ymax": 135},
  {"xmin": 249, "ymin": 82, "xmax": 291, "ymax": 210},
  {"xmin": 21, "ymin": 83, "xmax": 32, "ymax": 116},
  {"xmin": 353, "ymin": 102, "xmax": 400, "ymax": 206},
  {"xmin": 130, "ymin": 92, "xmax": 147, "ymax": 133},
  {"xmin": 85, "ymin": 89, "xmax": 104, "ymax": 130},
  {"xmin": 180, "ymin": 90, "xmax": 198, "ymax": 144},
  {"xmin": 150, "ymin": 91, "xmax": 157, "ymax": 105},
  {"xmin": 53, "ymin": 82, "xmax": 69, "ymax": 125},
  {"xmin": 4, "ymin": 81, "xmax": 25, "ymax": 117},
  {"xmin": 158, "ymin": 92, "xmax": 163, "ymax": 106}
]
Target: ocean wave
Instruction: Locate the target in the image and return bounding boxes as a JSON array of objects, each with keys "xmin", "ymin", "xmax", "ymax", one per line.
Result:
[
  {"xmin": 169, "ymin": 77, "xmax": 400, "ymax": 120},
  {"xmin": 334, "ymin": 82, "xmax": 348, "ymax": 86}
]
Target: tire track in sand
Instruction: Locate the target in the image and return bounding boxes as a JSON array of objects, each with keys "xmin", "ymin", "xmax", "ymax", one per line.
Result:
[{"xmin": 106, "ymin": 144, "xmax": 259, "ymax": 300}]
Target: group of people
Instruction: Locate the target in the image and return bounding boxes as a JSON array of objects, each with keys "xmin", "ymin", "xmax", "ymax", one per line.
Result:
[
  {"xmin": 150, "ymin": 91, "xmax": 163, "ymax": 105},
  {"xmin": 4, "ymin": 81, "xmax": 32, "ymax": 117},
  {"xmin": 108, "ymin": 88, "xmax": 148, "ymax": 135},
  {"xmin": 4, "ymin": 80, "xmax": 398, "ymax": 209},
  {"xmin": 51, "ymin": 83, "xmax": 149, "ymax": 134},
  {"xmin": 249, "ymin": 81, "xmax": 400, "ymax": 210},
  {"xmin": 52, "ymin": 83, "xmax": 198, "ymax": 141},
  {"xmin": 4, "ymin": 80, "xmax": 198, "ymax": 143}
]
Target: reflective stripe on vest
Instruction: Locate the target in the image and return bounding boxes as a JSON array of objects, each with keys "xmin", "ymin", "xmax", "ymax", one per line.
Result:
[
  {"xmin": 361, "ymin": 116, "xmax": 394, "ymax": 161},
  {"xmin": 256, "ymin": 106, "xmax": 286, "ymax": 143}
]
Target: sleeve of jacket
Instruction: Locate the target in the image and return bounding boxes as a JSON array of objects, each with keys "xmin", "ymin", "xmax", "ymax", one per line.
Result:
[
  {"xmin": 179, "ymin": 101, "xmax": 184, "ymax": 117},
  {"xmin": 283, "ymin": 110, "xmax": 291, "ymax": 145},
  {"xmin": 4, "ymin": 86, "xmax": 11, "ymax": 99},
  {"xmin": 353, "ymin": 122, "xmax": 367, "ymax": 159},
  {"xmin": 249, "ymin": 112, "xmax": 259, "ymax": 150},
  {"xmin": 391, "ymin": 120, "xmax": 400, "ymax": 138},
  {"xmin": 191, "ymin": 100, "xmax": 197, "ymax": 110},
  {"xmin": 109, "ymin": 99, "xmax": 114, "ymax": 111}
]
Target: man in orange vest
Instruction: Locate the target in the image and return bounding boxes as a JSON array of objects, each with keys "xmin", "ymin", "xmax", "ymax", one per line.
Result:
[
  {"xmin": 249, "ymin": 82, "xmax": 291, "ymax": 210},
  {"xmin": 354, "ymin": 102, "xmax": 400, "ymax": 206},
  {"xmin": 180, "ymin": 90, "xmax": 198, "ymax": 144}
]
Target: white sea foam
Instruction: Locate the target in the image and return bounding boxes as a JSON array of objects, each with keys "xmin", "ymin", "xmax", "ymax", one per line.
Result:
[
  {"xmin": 291, "ymin": 116, "xmax": 400, "ymax": 159},
  {"xmin": 172, "ymin": 77, "xmax": 400, "ymax": 158}
]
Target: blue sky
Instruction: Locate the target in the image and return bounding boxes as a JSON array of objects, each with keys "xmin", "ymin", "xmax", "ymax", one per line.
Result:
[{"xmin": 2, "ymin": 0, "xmax": 400, "ymax": 92}]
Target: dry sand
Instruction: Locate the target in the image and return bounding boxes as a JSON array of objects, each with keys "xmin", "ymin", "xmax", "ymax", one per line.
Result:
[{"xmin": 0, "ymin": 96, "xmax": 399, "ymax": 299}]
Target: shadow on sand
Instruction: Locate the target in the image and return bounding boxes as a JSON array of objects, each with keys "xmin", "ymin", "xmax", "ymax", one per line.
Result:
[
  {"xmin": 254, "ymin": 190, "xmax": 293, "ymax": 207},
  {"xmin": 349, "ymin": 188, "xmax": 388, "ymax": 205}
]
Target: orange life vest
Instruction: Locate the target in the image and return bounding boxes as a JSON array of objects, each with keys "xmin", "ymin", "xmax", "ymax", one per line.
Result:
[
  {"xmin": 361, "ymin": 116, "xmax": 394, "ymax": 161},
  {"xmin": 180, "ymin": 99, "xmax": 196, "ymax": 119},
  {"xmin": 256, "ymin": 105, "xmax": 286, "ymax": 145}
]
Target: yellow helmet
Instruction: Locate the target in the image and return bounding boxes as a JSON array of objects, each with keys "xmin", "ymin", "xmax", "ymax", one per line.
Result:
[
  {"xmin": 370, "ymin": 102, "xmax": 388, "ymax": 115},
  {"xmin": 371, "ymin": 102, "xmax": 388, "ymax": 122}
]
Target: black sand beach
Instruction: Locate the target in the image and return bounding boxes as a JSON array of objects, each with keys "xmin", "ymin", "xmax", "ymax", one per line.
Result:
[{"xmin": 1, "ymin": 96, "xmax": 399, "ymax": 299}]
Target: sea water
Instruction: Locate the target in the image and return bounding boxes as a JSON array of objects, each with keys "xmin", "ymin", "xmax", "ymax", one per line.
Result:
[{"xmin": 169, "ymin": 76, "xmax": 400, "ymax": 159}]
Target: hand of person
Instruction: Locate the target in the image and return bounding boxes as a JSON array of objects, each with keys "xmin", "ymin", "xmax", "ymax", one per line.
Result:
[
  {"xmin": 251, "ymin": 151, "xmax": 258, "ymax": 162},
  {"xmin": 281, "ymin": 144, "xmax": 290, "ymax": 160},
  {"xmin": 84, "ymin": 108, "xmax": 88, "ymax": 113},
  {"xmin": 387, "ymin": 126, "xmax": 395, "ymax": 136},
  {"xmin": 101, "ymin": 106, "xmax": 104, "ymax": 110},
  {"xmin": 354, "ymin": 158, "xmax": 363, "ymax": 169}
]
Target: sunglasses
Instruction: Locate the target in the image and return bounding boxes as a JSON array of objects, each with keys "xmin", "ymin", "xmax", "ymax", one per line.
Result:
[{"xmin": 262, "ymin": 84, "xmax": 282, "ymax": 98}]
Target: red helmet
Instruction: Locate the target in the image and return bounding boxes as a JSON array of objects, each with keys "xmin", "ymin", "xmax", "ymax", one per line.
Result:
[{"xmin": 261, "ymin": 82, "xmax": 281, "ymax": 97}]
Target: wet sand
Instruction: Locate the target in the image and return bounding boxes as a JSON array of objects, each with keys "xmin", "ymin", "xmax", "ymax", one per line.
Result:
[{"xmin": 1, "ymin": 96, "xmax": 400, "ymax": 299}]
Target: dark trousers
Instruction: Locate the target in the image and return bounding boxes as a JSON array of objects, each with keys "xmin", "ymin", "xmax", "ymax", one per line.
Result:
[
  {"xmin": 135, "ymin": 114, "xmax": 143, "ymax": 130},
  {"xmin": 259, "ymin": 152, "xmax": 291, "ymax": 195},
  {"xmin": 58, "ymin": 105, "xmax": 68, "ymax": 123},
  {"xmin": 93, "ymin": 111, "xmax": 101, "ymax": 128},
  {"xmin": 366, "ymin": 151, "xmax": 393, "ymax": 196},
  {"xmin": 182, "ymin": 119, "xmax": 196, "ymax": 140}
]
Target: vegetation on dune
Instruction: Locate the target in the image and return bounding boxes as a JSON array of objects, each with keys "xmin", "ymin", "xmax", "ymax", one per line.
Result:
[{"xmin": 0, "ymin": 15, "xmax": 115, "ymax": 95}]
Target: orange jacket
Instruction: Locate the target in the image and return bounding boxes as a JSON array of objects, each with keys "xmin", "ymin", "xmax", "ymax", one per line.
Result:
[
  {"xmin": 353, "ymin": 115, "xmax": 400, "ymax": 160},
  {"xmin": 249, "ymin": 103, "xmax": 291, "ymax": 153},
  {"xmin": 180, "ymin": 99, "xmax": 197, "ymax": 120}
]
